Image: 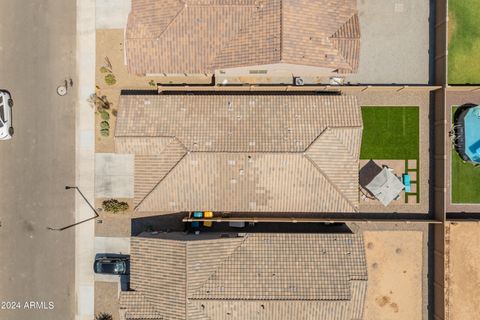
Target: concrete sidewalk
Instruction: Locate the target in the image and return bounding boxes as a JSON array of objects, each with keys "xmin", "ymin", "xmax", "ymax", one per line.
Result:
[{"xmin": 75, "ymin": 0, "xmax": 96, "ymax": 319}]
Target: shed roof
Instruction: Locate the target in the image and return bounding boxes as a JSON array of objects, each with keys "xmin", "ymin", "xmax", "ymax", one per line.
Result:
[{"xmin": 126, "ymin": 0, "xmax": 360, "ymax": 74}]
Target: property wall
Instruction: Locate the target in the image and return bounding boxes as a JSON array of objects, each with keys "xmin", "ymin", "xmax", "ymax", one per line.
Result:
[
  {"xmin": 435, "ymin": 0, "xmax": 448, "ymax": 86},
  {"xmin": 434, "ymin": 0, "xmax": 447, "ymax": 318}
]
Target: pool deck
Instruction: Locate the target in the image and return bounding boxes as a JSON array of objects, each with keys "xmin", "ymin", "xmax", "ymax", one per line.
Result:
[{"xmin": 446, "ymin": 90, "xmax": 480, "ymax": 213}]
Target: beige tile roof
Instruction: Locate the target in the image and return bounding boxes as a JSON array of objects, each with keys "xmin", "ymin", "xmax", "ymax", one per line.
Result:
[
  {"xmin": 115, "ymin": 94, "xmax": 362, "ymax": 212},
  {"xmin": 126, "ymin": 0, "xmax": 360, "ymax": 75},
  {"xmin": 119, "ymin": 291, "xmax": 163, "ymax": 319},
  {"xmin": 120, "ymin": 233, "xmax": 368, "ymax": 320},
  {"xmin": 115, "ymin": 95, "xmax": 361, "ymax": 152}
]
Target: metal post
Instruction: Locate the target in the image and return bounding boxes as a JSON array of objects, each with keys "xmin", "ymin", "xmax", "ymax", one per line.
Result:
[{"xmin": 47, "ymin": 186, "xmax": 99, "ymax": 231}]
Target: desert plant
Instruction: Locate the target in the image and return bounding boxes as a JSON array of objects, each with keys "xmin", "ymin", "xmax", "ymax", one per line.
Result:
[
  {"xmin": 104, "ymin": 74, "xmax": 116, "ymax": 86},
  {"xmin": 88, "ymin": 93, "xmax": 110, "ymax": 110},
  {"xmin": 104, "ymin": 56, "xmax": 113, "ymax": 70},
  {"xmin": 111, "ymin": 109, "xmax": 118, "ymax": 117},
  {"xmin": 148, "ymin": 80, "xmax": 156, "ymax": 86},
  {"xmin": 100, "ymin": 128, "xmax": 110, "ymax": 137},
  {"xmin": 100, "ymin": 110, "xmax": 110, "ymax": 120},
  {"xmin": 100, "ymin": 121, "xmax": 110, "ymax": 129},
  {"xmin": 95, "ymin": 313, "xmax": 113, "ymax": 320},
  {"xmin": 102, "ymin": 199, "xmax": 129, "ymax": 213},
  {"xmin": 99, "ymin": 95, "xmax": 110, "ymax": 109},
  {"xmin": 99, "ymin": 66, "xmax": 111, "ymax": 73}
]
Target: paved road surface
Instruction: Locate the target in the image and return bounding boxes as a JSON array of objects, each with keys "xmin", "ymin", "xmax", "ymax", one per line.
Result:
[{"xmin": 0, "ymin": 1, "xmax": 76, "ymax": 319}]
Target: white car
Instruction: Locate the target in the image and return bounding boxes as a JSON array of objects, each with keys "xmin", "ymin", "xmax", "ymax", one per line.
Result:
[{"xmin": 0, "ymin": 90, "xmax": 13, "ymax": 140}]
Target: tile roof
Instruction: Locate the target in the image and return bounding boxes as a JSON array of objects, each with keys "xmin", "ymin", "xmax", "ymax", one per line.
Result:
[
  {"xmin": 126, "ymin": 0, "xmax": 360, "ymax": 74},
  {"xmin": 120, "ymin": 233, "xmax": 368, "ymax": 320},
  {"xmin": 115, "ymin": 94, "xmax": 362, "ymax": 213}
]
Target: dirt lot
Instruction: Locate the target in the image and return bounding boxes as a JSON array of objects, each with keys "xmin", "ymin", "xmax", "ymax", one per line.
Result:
[
  {"xmin": 446, "ymin": 222, "xmax": 480, "ymax": 320},
  {"xmin": 95, "ymin": 281, "xmax": 119, "ymax": 320},
  {"xmin": 363, "ymin": 231, "xmax": 423, "ymax": 320}
]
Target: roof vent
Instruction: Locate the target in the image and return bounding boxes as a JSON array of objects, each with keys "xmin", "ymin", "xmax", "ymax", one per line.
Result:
[{"xmin": 294, "ymin": 77, "xmax": 304, "ymax": 86}]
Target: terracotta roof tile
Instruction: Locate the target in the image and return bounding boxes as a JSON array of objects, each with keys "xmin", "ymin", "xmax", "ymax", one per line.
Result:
[
  {"xmin": 129, "ymin": 237, "xmax": 187, "ymax": 320},
  {"xmin": 121, "ymin": 233, "xmax": 368, "ymax": 320},
  {"xmin": 305, "ymin": 127, "xmax": 363, "ymax": 206},
  {"xmin": 115, "ymin": 95, "xmax": 361, "ymax": 152},
  {"xmin": 126, "ymin": 0, "xmax": 360, "ymax": 74},
  {"xmin": 115, "ymin": 94, "xmax": 362, "ymax": 213},
  {"xmin": 137, "ymin": 152, "xmax": 357, "ymax": 212},
  {"xmin": 119, "ymin": 291, "xmax": 163, "ymax": 319}
]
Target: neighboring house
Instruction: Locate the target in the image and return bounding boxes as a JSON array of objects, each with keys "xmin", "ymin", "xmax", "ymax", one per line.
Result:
[
  {"xmin": 115, "ymin": 94, "xmax": 363, "ymax": 213},
  {"xmin": 119, "ymin": 232, "xmax": 368, "ymax": 320},
  {"xmin": 125, "ymin": 0, "xmax": 360, "ymax": 80}
]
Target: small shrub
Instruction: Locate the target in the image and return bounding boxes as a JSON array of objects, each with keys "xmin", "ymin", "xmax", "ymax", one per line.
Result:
[
  {"xmin": 99, "ymin": 66, "xmax": 110, "ymax": 74},
  {"xmin": 95, "ymin": 313, "xmax": 113, "ymax": 320},
  {"xmin": 100, "ymin": 110, "xmax": 110, "ymax": 120},
  {"xmin": 104, "ymin": 73, "xmax": 117, "ymax": 86},
  {"xmin": 100, "ymin": 121, "xmax": 110, "ymax": 129},
  {"xmin": 148, "ymin": 80, "xmax": 156, "ymax": 86},
  {"xmin": 102, "ymin": 199, "xmax": 129, "ymax": 213},
  {"xmin": 100, "ymin": 128, "xmax": 109, "ymax": 137},
  {"xmin": 111, "ymin": 109, "xmax": 118, "ymax": 117}
]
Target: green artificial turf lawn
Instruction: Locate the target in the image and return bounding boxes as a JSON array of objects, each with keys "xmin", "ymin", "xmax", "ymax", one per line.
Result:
[
  {"xmin": 448, "ymin": 0, "xmax": 480, "ymax": 84},
  {"xmin": 360, "ymin": 106, "xmax": 419, "ymax": 160},
  {"xmin": 451, "ymin": 151, "xmax": 480, "ymax": 203},
  {"xmin": 451, "ymin": 107, "xmax": 480, "ymax": 203}
]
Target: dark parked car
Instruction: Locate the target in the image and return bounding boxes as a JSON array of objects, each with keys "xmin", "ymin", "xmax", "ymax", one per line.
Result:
[{"xmin": 94, "ymin": 253, "xmax": 130, "ymax": 275}]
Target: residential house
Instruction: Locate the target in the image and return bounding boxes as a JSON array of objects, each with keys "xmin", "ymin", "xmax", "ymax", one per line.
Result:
[
  {"xmin": 114, "ymin": 94, "xmax": 363, "ymax": 213},
  {"xmin": 125, "ymin": 0, "xmax": 360, "ymax": 81},
  {"xmin": 119, "ymin": 232, "xmax": 368, "ymax": 320}
]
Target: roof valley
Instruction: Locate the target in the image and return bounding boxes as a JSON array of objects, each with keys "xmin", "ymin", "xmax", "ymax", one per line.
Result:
[{"xmin": 303, "ymin": 151, "xmax": 358, "ymax": 212}]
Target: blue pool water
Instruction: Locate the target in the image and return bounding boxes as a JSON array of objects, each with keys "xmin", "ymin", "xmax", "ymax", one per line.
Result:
[{"xmin": 465, "ymin": 106, "xmax": 480, "ymax": 163}]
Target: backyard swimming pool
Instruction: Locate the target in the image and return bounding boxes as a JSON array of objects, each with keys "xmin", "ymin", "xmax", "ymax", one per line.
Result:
[
  {"xmin": 465, "ymin": 106, "xmax": 480, "ymax": 163},
  {"xmin": 454, "ymin": 105, "xmax": 480, "ymax": 164}
]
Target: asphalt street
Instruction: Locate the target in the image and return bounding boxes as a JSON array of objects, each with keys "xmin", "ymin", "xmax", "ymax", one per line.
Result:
[{"xmin": 0, "ymin": 1, "xmax": 76, "ymax": 319}]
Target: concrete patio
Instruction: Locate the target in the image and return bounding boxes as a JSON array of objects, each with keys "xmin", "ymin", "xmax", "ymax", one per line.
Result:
[{"xmin": 344, "ymin": 0, "xmax": 431, "ymax": 84}]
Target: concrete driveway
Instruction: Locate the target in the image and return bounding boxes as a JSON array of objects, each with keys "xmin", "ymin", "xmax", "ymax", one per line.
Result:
[
  {"xmin": 94, "ymin": 237, "xmax": 130, "ymax": 282},
  {"xmin": 96, "ymin": 0, "xmax": 131, "ymax": 29}
]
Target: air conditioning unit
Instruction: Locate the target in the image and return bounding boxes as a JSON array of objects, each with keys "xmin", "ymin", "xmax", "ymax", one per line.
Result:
[{"xmin": 294, "ymin": 77, "xmax": 304, "ymax": 86}]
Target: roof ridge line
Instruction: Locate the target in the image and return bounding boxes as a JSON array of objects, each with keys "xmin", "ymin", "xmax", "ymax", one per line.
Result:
[
  {"xmin": 328, "ymin": 127, "xmax": 359, "ymax": 159},
  {"xmin": 303, "ymin": 142, "xmax": 358, "ymax": 213},
  {"xmin": 154, "ymin": 4, "xmax": 186, "ymax": 40},
  {"xmin": 328, "ymin": 13, "xmax": 360, "ymax": 71},
  {"xmin": 189, "ymin": 236, "xmax": 249, "ymax": 299},
  {"xmin": 207, "ymin": 3, "xmax": 262, "ymax": 69},
  {"xmin": 134, "ymin": 137, "xmax": 188, "ymax": 210},
  {"xmin": 327, "ymin": 38, "xmax": 353, "ymax": 72},
  {"xmin": 330, "ymin": 13, "xmax": 360, "ymax": 39},
  {"xmin": 303, "ymin": 126, "xmax": 329, "ymax": 152}
]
